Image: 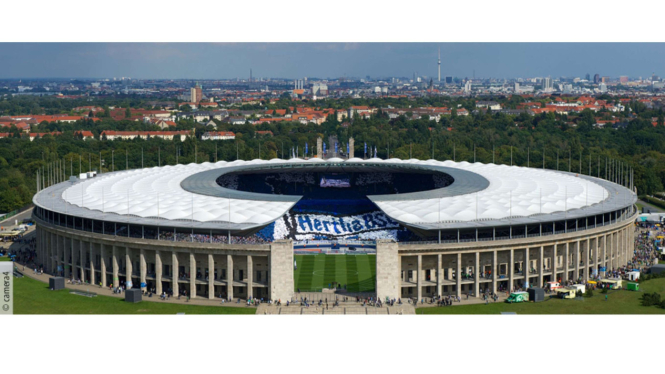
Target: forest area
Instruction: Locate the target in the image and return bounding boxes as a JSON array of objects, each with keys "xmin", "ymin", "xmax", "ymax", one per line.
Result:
[{"xmin": 1, "ymin": 95, "xmax": 664, "ymax": 213}]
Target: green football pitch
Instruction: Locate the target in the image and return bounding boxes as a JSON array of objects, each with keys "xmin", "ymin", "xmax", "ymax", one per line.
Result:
[{"xmin": 294, "ymin": 254, "xmax": 376, "ymax": 292}]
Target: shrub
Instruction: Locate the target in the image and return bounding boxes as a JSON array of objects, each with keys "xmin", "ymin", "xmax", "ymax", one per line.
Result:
[
  {"xmin": 584, "ymin": 288, "xmax": 593, "ymax": 298},
  {"xmin": 576, "ymin": 290, "xmax": 583, "ymax": 297},
  {"xmin": 641, "ymin": 292, "xmax": 661, "ymax": 307}
]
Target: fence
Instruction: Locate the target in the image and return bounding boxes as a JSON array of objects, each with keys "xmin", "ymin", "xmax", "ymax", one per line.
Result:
[{"xmin": 0, "ymin": 203, "xmax": 34, "ymax": 223}]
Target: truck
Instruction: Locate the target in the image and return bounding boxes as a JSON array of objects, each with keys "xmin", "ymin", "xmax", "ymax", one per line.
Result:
[
  {"xmin": 624, "ymin": 271, "xmax": 640, "ymax": 281},
  {"xmin": 506, "ymin": 291, "xmax": 529, "ymax": 303},
  {"xmin": 555, "ymin": 287, "xmax": 577, "ymax": 299},
  {"xmin": 599, "ymin": 278, "xmax": 622, "ymax": 289},
  {"xmin": 569, "ymin": 284, "xmax": 586, "ymax": 294},
  {"xmin": 546, "ymin": 281, "xmax": 562, "ymax": 291}
]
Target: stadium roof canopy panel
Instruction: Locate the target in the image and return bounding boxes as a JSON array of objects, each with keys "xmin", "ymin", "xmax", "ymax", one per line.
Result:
[{"xmin": 34, "ymin": 158, "xmax": 636, "ymax": 232}]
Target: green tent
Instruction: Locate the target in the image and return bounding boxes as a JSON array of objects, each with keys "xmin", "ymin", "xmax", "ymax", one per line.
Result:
[{"xmin": 627, "ymin": 282, "xmax": 639, "ymax": 291}]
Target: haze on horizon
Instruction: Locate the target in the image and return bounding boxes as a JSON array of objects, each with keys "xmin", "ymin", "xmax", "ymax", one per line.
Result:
[{"xmin": 1, "ymin": 43, "xmax": 664, "ymax": 80}]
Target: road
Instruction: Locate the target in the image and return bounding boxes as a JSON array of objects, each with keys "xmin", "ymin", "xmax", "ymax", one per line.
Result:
[
  {"xmin": 637, "ymin": 199, "xmax": 664, "ymax": 213},
  {"xmin": 0, "ymin": 207, "xmax": 34, "ymax": 229}
]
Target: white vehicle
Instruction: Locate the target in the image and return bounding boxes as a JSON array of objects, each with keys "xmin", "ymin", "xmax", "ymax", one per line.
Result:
[
  {"xmin": 569, "ymin": 284, "xmax": 586, "ymax": 294},
  {"xmin": 547, "ymin": 281, "xmax": 562, "ymax": 291},
  {"xmin": 625, "ymin": 271, "xmax": 640, "ymax": 281}
]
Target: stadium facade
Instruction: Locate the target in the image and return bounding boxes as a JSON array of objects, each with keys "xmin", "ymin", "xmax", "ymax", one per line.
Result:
[{"xmin": 33, "ymin": 158, "xmax": 637, "ymax": 301}]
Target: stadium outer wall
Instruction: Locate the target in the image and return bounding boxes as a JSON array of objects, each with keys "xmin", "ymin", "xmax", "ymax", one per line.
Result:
[
  {"xmin": 35, "ymin": 208, "xmax": 637, "ymax": 304},
  {"xmin": 377, "ymin": 209, "xmax": 638, "ymax": 301},
  {"xmin": 34, "ymin": 216, "xmax": 294, "ymax": 303}
]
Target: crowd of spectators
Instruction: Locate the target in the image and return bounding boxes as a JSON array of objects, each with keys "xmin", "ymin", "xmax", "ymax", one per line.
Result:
[
  {"xmin": 156, "ymin": 231, "xmax": 270, "ymax": 244},
  {"xmin": 355, "ymin": 172, "xmax": 391, "ymax": 186}
]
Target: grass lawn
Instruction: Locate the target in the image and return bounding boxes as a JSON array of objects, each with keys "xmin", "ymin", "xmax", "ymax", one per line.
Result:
[
  {"xmin": 294, "ymin": 254, "xmax": 376, "ymax": 292},
  {"xmin": 636, "ymin": 202, "xmax": 644, "ymax": 211},
  {"xmin": 417, "ymin": 278, "xmax": 665, "ymax": 314},
  {"xmin": 13, "ymin": 275, "xmax": 255, "ymax": 315},
  {"xmin": 0, "ymin": 257, "xmax": 10, "ymax": 261}
]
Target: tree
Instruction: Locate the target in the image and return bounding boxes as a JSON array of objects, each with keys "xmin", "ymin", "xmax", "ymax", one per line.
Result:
[{"xmin": 125, "ymin": 107, "xmax": 132, "ymax": 118}]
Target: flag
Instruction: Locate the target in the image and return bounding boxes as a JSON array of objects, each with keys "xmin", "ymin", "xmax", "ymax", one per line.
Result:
[
  {"xmin": 335, "ymin": 142, "xmax": 338, "ymax": 155},
  {"xmin": 305, "ymin": 142, "xmax": 308, "ymax": 156},
  {"xmin": 364, "ymin": 142, "xmax": 367, "ymax": 156},
  {"xmin": 296, "ymin": 145, "xmax": 299, "ymax": 157},
  {"xmin": 323, "ymin": 142, "xmax": 327, "ymax": 154},
  {"xmin": 347, "ymin": 142, "xmax": 350, "ymax": 156}
]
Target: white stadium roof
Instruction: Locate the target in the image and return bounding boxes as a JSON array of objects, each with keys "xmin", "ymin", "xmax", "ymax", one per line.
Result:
[
  {"xmin": 53, "ymin": 158, "xmax": 621, "ymax": 230},
  {"xmin": 368, "ymin": 160, "xmax": 606, "ymax": 224}
]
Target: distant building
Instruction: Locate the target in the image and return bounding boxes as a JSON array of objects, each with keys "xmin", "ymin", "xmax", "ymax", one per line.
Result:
[
  {"xmin": 464, "ymin": 80, "xmax": 472, "ymax": 93},
  {"xmin": 201, "ymin": 131, "xmax": 235, "ymax": 141},
  {"xmin": 620, "ymin": 76, "xmax": 629, "ymax": 83},
  {"xmin": 542, "ymin": 77, "xmax": 553, "ymax": 91},
  {"xmin": 312, "ymin": 83, "xmax": 328, "ymax": 96},
  {"xmin": 74, "ymin": 130, "xmax": 95, "ymax": 140},
  {"xmin": 445, "ymin": 76, "xmax": 453, "ymax": 84},
  {"xmin": 101, "ymin": 130, "xmax": 191, "ymax": 141},
  {"xmin": 476, "ymin": 101, "xmax": 501, "ymax": 111},
  {"xmin": 594, "ymin": 74, "xmax": 600, "ymax": 84},
  {"xmin": 190, "ymin": 84, "xmax": 202, "ymax": 103}
]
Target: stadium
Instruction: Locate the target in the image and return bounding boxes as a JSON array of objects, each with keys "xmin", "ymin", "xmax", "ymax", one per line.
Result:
[{"xmin": 32, "ymin": 157, "xmax": 637, "ymax": 302}]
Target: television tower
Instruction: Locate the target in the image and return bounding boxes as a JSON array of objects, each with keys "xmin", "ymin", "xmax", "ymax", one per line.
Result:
[{"xmin": 438, "ymin": 47, "xmax": 441, "ymax": 82}]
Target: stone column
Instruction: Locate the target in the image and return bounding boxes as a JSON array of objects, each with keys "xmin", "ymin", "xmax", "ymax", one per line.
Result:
[
  {"xmin": 492, "ymin": 250, "xmax": 497, "ymax": 295},
  {"xmin": 46, "ymin": 232, "xmax": 52, "ymax": 273},
  {"xmin": 550, "ymin": 244, "xmax": 556, "ymax": 283},
  {"xmin": 603, "ymin": 234, "xmax": 608, "ymax": 270},
  {"xmin": 155, "ymin": 250, "xmax": 162, "ymax": 294},
  {"xmin": 456, "ymin": 252, "xmax": 462, "ymax": 298},
  {"xmin": 226, "ymin": 254, "xmax": 233, "ymax": 300},
  {"xmin": 508, "ymin": 249, "xmax": 514, "ymax": 291},
  {"xmin": 89, "ymin": 241, "xmax": 95, "ymax": 286},
  {"xmin": 140, "ymin": 249, "xmax": 147, "ymax": 292},
  {"xmin": 269, "ymin": 240, "xmax": 294, "ymax": 302},
  {"xmin": 621, "ymin": 228, "xmax": 628, "ymax": 265},
  {"xmin": 100, "ymin": 244, "xmax": 107, "ymax": 288},
  {"xmin": 538, "ymin": 246, "xmax": 544, "ymax": 287},
  {"xmin": 189, "ymin": 252, "xmax": 196, "ymax": 299},
  {"xmin": 56, "ymin": 233, "xmax": 63, "ymax": 276},
  {"xmin": 71, "ymin": 238, "xmax": 76, "ymax": 280},
  {"xmin": 172, "ymin": 252, "xmax": 179, "ymax": 296},
  {"xmin": 436, "ymin": 254, "xmax": 442, "ymax": 297},
  {"xmin": 64, "ymin": 237, "xmax": 71, "ymax": 278},
  {"xmin": 613, "ymin": 231, "xmax": 617, "ymax": 267},
  {"xmin": 474, "ymin": 252, "xmax": 480, "ymax": 297},
  {"xmin": 208, "ymin": 253, "xmax": 214, "ymax": 300},
  {"xmin": 574, "ymin": 240, "xmax": 580, "ymax": 282},
  {"xmin": 125, "ymin": 247, "xmax": 133, "ymax": 289},
  {"xmin": 112, "ymin": 245, "xmax": 119, "ymax": 288},
  {"xmin": 247, "ymin": 255, "xmax": 253, "ymax": 299},
  {"xmin": 416, "ymin": 255, "xmax": 422, "ymax": 300},
  {"xmin": 524, "ymin": 248, "xmax": 530, "ymax": 288},
  {"xmin": 79, "ymin": 239, "xmax": 85, "ymax": 283},
  {"xmin": 584, "ymin": 238, "xmax": 591, "ymax": 283},
  {"xmin": 563, "ymin": 242, "xmax": 570, "ymax": 283}
]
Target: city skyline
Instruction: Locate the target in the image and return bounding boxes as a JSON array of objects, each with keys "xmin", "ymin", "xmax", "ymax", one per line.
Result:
[{"xmin": 2, "ymin": 43, "xmax": 665, "ymax": 80}]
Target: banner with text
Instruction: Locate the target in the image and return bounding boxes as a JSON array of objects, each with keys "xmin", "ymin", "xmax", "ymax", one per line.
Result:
[{"xmin": 274, "ymin": 211, "xmax": 401, "ymax": 241}]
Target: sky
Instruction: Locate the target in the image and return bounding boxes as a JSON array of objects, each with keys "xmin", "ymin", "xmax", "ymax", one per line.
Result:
[{"xmin": 1, "ymin": 43, "xmax": 664, "ymax": 80}]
